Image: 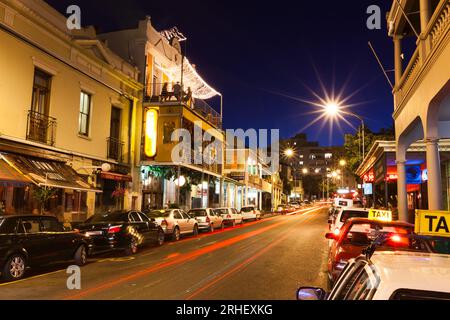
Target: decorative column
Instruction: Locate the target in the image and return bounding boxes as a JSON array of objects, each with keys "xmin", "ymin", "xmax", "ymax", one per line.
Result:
[
  {"xmin": 426, "ymin": 139, "xmax": 444, "ymax": 210},
  {"xmin": 419, "ymin": 0, "xmax": 431, "ymax": 32},
  {"xmin": 397, "ymin": 160, "xmax": 409, "ymax": 222},
  {"xmin": 394, "ymin": 36, "xmax": 403, "ymax": 85}
]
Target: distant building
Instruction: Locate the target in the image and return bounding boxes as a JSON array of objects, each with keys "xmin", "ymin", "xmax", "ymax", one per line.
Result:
[{"xmin": 281, "ymin": 134, "xmax": 356, "ymax": 199}]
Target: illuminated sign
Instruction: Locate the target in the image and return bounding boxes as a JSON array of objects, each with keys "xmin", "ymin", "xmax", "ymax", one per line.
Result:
[
  {"xmin": 406, "ymin": 166, "xmax": 422, "ymax": 184},
  {"xmin": 363, "ymin": 183, "xmax": 373, "ymax": 195},
  {"xmin": 415, "ymin": 210, "xmax": 450, "ymax": 238},
  {"xmin": 368, "ymin": 209, "xmax": 393, "ymax": 222},
  {"xmin": 363, "ymin": 171, "xmax": 375, "ymax": 183},
  {"xmin": 144, "ymin": 109, "xmax": 158, "ymax": 158},
  {"xmin": 422, "ymin": 169, "xmax": 428, "ymax": 182}
]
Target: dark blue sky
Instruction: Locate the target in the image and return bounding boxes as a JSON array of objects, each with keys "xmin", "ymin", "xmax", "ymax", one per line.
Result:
[{"xmin": 47, "ymin": 0, "xmax": 395, "ymax": 146}]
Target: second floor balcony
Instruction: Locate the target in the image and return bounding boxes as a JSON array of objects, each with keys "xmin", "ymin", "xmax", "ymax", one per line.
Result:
[
  {"xmin": 107, "ymin": 137, "xmax": 124, "ymax": 163},
  {"xmin": 144, "ymin": 84, "xmax": 222, "ymax": 129},
  {"xmin": 26, "ymin": 110, "xmax": 57, "ymax": 146},
  {"xmin": 390, "ymin": 0, "xmax": 449, "ymax": 110}
]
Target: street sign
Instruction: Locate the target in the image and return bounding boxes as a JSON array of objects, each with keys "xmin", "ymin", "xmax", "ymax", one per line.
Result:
[
  {"xmin": 368, "ymin": 209, "xmax": 392, "ymax": 222},
  {"xmin": 415, "ymin": 210, "xmax": 450, "ymax": 238}
]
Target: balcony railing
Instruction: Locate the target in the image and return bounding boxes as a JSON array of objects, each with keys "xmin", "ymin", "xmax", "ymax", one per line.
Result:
[
  {"xmin": 26, "ymin": 110, "xmax": 56, "ymax": 146},
  {"xmin": 107, "ymin": 137, "xmax": 124, "ymax": 162},
  {"xmin": 395, "ymin": 1, "xmax": 450, "ymax": 109},
  {"xmin": 145, "ymin": 84, "xmax": 222, "ymax": 129}
]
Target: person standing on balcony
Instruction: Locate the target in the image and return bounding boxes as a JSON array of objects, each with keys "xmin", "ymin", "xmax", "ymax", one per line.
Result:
[
  {"xmin": 173, "ymin": 82, "xmax": 182, "ymax": 101},
  {"xmin": 161, "ymin": 82, "xmax": 169, "ymax": 102},
  {"xmin": 185, "ymin": 87, "xmax": 193, "ymax": 107}
]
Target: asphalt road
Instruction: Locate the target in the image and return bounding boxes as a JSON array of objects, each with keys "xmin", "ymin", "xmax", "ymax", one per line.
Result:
[{"xmin": 0, "ymin": 206, "xmax": 329, "ymax": 300}]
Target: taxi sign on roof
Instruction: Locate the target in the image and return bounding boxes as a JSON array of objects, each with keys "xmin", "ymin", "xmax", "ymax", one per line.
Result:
[
  {"xmin": 415, "ymin": 210, "xmax": 450, "ymax": 238},
  {"xmin": 368, "ymin": 209, "xmax": 392, "ymax": 222}
]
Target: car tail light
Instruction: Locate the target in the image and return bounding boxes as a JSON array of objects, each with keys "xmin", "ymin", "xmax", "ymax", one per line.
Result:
[
  {"xmin": 227, "ymin": 214, "xmax": 232, "ymax": 219},
  {"xmin": 206, "ymin": 216, "xmax": 210, "ymax": 223},
  {"xmin": 333, "ymin": 228, "xmax": 340, "ymax": 236},
  {"xmin": 108, "ymin": 225, "xmax": 122, "ymax": 234}
]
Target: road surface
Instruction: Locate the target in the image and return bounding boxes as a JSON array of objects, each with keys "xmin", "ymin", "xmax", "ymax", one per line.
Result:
[{"xmin": 0, "ymin": 206, "xmax": 329, "ymax": 300}]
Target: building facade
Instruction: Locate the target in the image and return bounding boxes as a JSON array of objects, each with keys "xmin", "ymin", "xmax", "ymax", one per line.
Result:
[
  {"xmin": 356, "ymin": 140, "xmax": 450, "ymax": 222},
  {"xmin": 388, "ymin": 0, "xmax": 450, "ymax": 221},
  {"xmin": 99, "ymin": 18, "xmax": 225, "ymax": 211},
  {"xmin": 0, "ymin": 0, "xmax": 142, "ymax": 222}
]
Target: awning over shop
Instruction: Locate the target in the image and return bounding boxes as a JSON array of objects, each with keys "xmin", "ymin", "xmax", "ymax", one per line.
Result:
[
  {"xmin": 100, "ymin": 171, "xmax": 132, "ymax": 182},
  {"xmin": 0, "ymin": 153, "xmax": 101, "ymax": 193},
  {"xmin": 0, "ymin": 159, "xmax": 31, "ymax": 187}
]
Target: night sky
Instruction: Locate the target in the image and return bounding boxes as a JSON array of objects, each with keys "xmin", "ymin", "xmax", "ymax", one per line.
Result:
[{"xmin": 46, "ymin": 0, "xmax": 396, "ymax": 146}]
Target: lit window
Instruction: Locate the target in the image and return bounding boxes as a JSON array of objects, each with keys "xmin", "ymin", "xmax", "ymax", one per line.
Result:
[
  {"xmin": 325, "ymin": 153, "xmax": 333, "ymax": 159},
  {"xmin": 299, "ymin": 161, "xmax": 304, "ymax": 165},
  {"xmin": 79, "ymin": 91, "xmax": 91, "ymax": 136}
]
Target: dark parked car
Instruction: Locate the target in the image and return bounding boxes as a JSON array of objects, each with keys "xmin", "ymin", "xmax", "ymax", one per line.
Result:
[
  {"xmin": 0, "ymin": 215, "xmax": 92, "ymax": 282},
  {"xmin": 77, "ymin": 210, "xmax": 165, "ymax": 255}
]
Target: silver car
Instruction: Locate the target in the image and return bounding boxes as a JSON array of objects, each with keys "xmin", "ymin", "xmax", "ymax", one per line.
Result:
[
  {"xmin": 188, "ymin": 208, "xmax": 224, "ymax": 232},
  {"xmin": 215, "ymin": 208, "xmax": 243, "ymax": 226},
  {"xmin": 146, "ymin": 209, "xmax": 198, "ymax": 241}
]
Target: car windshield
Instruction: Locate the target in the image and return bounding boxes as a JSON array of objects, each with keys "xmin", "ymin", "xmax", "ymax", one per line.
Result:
[
  {"xmin": 340, "ymin": 210, "xmax": 369, "ymax": 223},
  {"xmin": 189, "ymin": 209, "xmax": 207, "ymax": 217},
  {"xmin": 241, "ymin": 207, "xmax": 254, "ymax": 213},
  {"xmin": 147, "ymin": 210, "xmax": 171, "ymax": 218},
  {"xmin": 85, "ymin": 211, "xmax": 128, "ymax": 223},
  {"xmin": 215, "ymin": 209, "xmax": 228, "ymax": 215}
]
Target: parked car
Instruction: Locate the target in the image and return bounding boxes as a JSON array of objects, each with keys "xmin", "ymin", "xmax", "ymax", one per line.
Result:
[
  {"xmin": 77, "ymin": 210, "xmax": 164, "ymax": 256},
  {"xmin": 297, "ymin": 250, "xmax": 450, "ymax": 300},
  {"xmin": 146, "ymin": 209, "xmax": 198, "ymax": 241},
  {"xmin": 0, "ymin": 215, "xmax": 93, "ymax": 282},
  {"xmin": 289, "ymin": 202, "xmax": 301, "ymax": 209},
  {"xmin": 276, "ymin": 205, "xmax": 287, "ymax": 214},
  {"xmin": 240, "ymin": 206, "xmax": 261, "ymax": 221},
  {"xmin": 188, "ymin": 208, "xmax": 224, "ymax": 232},
  {"xmin": 326, "ymin": 218, "xmax": 415, "ymax": 285},
  {"xmin": 215, "ymin": 208, "xmax": 243, "ymax": 226}
]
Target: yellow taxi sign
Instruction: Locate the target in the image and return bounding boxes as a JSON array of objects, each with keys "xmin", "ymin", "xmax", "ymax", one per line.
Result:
[
  {"xmin": 368, "ymin": 209, "xmax": 392, "ymax": 222},
  {"xmin": 415, "ymin": 210, "xmax": 450, "ymax": 238}
]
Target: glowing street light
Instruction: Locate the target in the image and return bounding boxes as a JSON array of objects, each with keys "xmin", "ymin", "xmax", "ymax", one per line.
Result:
[
  {"xmin": 324, "ymin": 101, "xmax": 340, "ymax": 117},
  {"xmin": 321, "ymin": 101, "xmax": 366, "ymax": 161},
  {"xmin": 302, "ymin": 168, "xmax": 309, "ymax": 175},
  {"xmin": 284, "ymin": 148, "xmax": 294, "ymax": 158},
  {"xmin": 339, "ymin": 159, "xmax": 347, "ymax": 167}
]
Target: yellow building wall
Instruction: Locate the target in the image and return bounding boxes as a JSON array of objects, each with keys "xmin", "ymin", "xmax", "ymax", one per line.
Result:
[{"xmin": 0, "ymin": 29, "xmax": 132, "ymax": 162}]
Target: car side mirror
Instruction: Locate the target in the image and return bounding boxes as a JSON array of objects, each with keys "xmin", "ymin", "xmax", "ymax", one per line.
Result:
[{"xmin": 297, "ymin": 287, "xmax": 327, "ymax": 301}]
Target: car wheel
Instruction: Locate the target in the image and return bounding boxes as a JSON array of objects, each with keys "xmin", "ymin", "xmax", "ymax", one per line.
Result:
[
  {"xmin": 156, "ymin": 229, "xmax": 165, "ymax": 246},
  {"xmin": 232, "ymin": 220, "xmax": 236, "ymax": 227},
  {"xmin": 192, "ymin": 225, "xmax": 199, "ymax": 237},
  {"xmin": 172, "ymin": 227, "xmax": 181, "ymax": 241},
  {"xmin": 125, "ymin": 238, "xmax": 138, "ymax": 256},
  {"xmin": 74, "ymin": 245, "xmax": 88, "ymax": 266},
  {"xmin": 2, "ymin": 254, "xmax": 26, "ymax": 282}
]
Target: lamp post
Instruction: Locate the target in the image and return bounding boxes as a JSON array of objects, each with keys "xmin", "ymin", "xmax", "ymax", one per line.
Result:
[{"xmin": 324, "ymin": 103, "xmax": 366, "ymax": 161}]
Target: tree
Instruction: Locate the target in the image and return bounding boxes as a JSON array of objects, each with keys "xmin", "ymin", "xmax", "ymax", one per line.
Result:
[
  {"xmin": 32, "ymin": 186, "xmax": 58, "ymax": 214},
  {"xmin": 343, "ymin": 126, "xmax": 395, "ymax": 175}
]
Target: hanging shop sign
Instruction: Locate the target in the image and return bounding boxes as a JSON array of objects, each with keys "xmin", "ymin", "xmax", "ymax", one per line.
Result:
[{"xmin": 144, "ymin": 109, "xmax": 158, "ymax": 158}]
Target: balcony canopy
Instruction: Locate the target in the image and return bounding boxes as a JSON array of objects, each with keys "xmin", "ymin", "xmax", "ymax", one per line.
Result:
[{"xmin": 165, "ymin": 58, "xmax": 221, "ymax": 100}]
